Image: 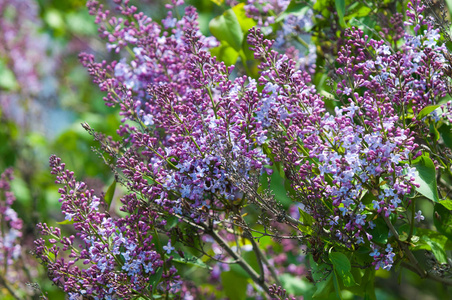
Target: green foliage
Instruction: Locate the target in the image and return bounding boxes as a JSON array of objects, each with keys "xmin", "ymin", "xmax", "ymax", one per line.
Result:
[
  {"xmin": 148, "ymin": 267, "xmax": 164, "ymax": 294},
  {"xmin": 0, "ymin": 60, "xmax": 19, "ymax": 91},
  {"xmin": 438, "ymin": 123, "xmax": 452, "ymax": 149},
  {"xmin": 209, "ymin": 9, "xmax": 243, "ymax": 51},
  {"xmin": 276, "ymin": 2, "xmax": 310, "ymax": 23},
  {"xmin": 210, "ymin": 42, "xmax": 239, "ymax": 65},
  {"xmin": 104, "ymin": 178, "xmax": 116, "ymax": 209},
  {"xmin": 329, "ymin": 252, "xmax": 355, "ymax": 287},
  {"xmin": 335, "ymin": 0, "xmax": 346, "ymax": 27},
  {"xmin": 417, "ymin": 105, "xmax": 441, "ymax": 120},
  {"xmin": 434, "ymin": 203, "xmax": 452, "ymax": 241},
  {"xmin": 221, "ymin": 271, "xmax": 248, "ymax": 300},
  {"xmin": 422, "ymin": 235, "xmax": 448, "ymax": 264},
  {"xmin": 279, "ymin": 274, "xmax": 314, "ymax": 297},
  {"xmin": 413, "ymin": 154, "xmax": 440, "ymax": 202},
  {"xmin": 232, "ymin": 3, "xmax": 256, "ymax": 32}
]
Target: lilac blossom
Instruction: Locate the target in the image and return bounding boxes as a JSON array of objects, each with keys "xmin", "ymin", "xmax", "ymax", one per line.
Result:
[
  {"xmin": 245, "ymin": 0, "xmax": 291, "ymax": 29},
  {"xmin": 415, "ymin": 210, "xmax": 425, "ymax": 222},
  {"xmin": 35, "ymin": 0, "xmax": 452, "ymax": 297},
  {"xmin": 34, "ymin": 156, "xmax": 179, "ymax": 299},
  {"xmin": 81, "ymin": 0, "xmax": 271, "ymax": 224},
  {"xmin": 246, "ymin": 0, "xmax": 449, "ymax": 270},
  {"xmin": 0, "ymin": 168, "xmax": 23, "ymax": 268}
]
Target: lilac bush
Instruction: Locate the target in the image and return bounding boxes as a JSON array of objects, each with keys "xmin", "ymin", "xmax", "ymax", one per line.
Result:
[
  {"xmin": 32, "ymin": 0, "xmax": 452, "ymax": 299},
  {"xmin": 0, "ymin": 168, "xmax": 42, "ymax": 299},
  {"xmin": 35, "ymin": 156, "xmax": 179, "ymax": 299}
]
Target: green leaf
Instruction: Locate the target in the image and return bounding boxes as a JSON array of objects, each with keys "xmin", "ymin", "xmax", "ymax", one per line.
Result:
[
  {"xmin": 434, "ymin": 203, "xmax": 452, "ymax": 241},
  {"xmin": 148, "ymin": 267, "xmax": 164, "ymax": 293},
  {"xmin": 209, "ymin": 0, "xmax": 224, "ymax": 5},
  {"xmin": 210, "ymin": 42, "xmax": 239, "ymax": 65},
  {"xmin": 56, "ymin": 219, "xmax": 75, "ymax": 225},
  {"xmin": 229, "ymin": 263, "xmax": 251, "ymax": 279},
  {"xmin": 165, "ymin": 216, "xmax": 179, "ymax": 229},
  {"xmin": 279, "ymin": 274, "xmax": 314, "ymax": 296},
  {"xmin": 310, "ymin": 255, "xmax": 331, "ymax": 281},
  {"xmin": 335, "ymin": 0, "xmax": 346, "ymax": 27},
  {"xmin": 65, "ymin": 11, "xmax": 97, "ymax": 35},
  {"xmin": 299, "ymin": 207, "xmax": 315, "ymax": 226},
  {"xmin": 268, "ymin": 164, "xmax": 292, "ymax": 208},
  {"xmin": 312, "ymin": 273, "xmax": 334, "ymax": 298},
  {"xmin": 232, "ymin": 3, "xmax": 257, "ymax": 32},
  {"xmin": 413, "ymin": 228, "xmax": 452, "ymax": 251},
  {"xmin": 143, "ymin": 175, "xmax": 157, "ymax": 185},
  {"xmin": 362, "ymin": 268, "xmax": 376, "ymax": 300},
  {"xmin": 209, "ymin": 9, "xmax": 243, "ymax": 51},
  {"xmin": 413, "ymin": 155, "xmax": 439, "ymax": 202},
  {"xmin": 417, "ymin": 105, "xmax": 440, "ymax": 120},
  {"xmin": 360, "ymin": 191, "xmax": 376, "ymax": 205},
  {"xmin": 10, "ymin": 176, "xmax": 32, "ymax": 205},
  {"xmin": 438, "ymin": 123, "xmax": 452, "ymax": 149},
  {"xmin": 44, "ymin": 9, "xmax": 66, "ymax": 34},
  {"xmin": 430, "ymin": 122, "xmax": 440, "ymax": 142},
  {"xmin": 0, "ymin": 60, "xmax": 18, "ymax": 91},
  {"xmin": 220, "ymin": 271, "xmax": 248, "ymax": 300},
  {"xmin": 397, "ymin": 223, "xmax": 415, "ymax": 242},
  {"xmin": 422, "ymin": 235, "xmax": 448, "ymax": 263},
  {"xmin": 276, "ymin": 2, "xmax": 309, "ymax": 23},
  {"xmin": 345, "ymin": 3, "xmax": 372, "ymax": 20},
  {"xmin": 332, "ymin": 271, "xmax": 343, "ymax": 300},
  {"xmin": 439, "ymin": 199, "xmax": 452, "ymax": 210},
  {"xmin": 329, "ymin": 252, "xmax": 356, "ymax": 287},
  {"xmin": 368, "ymin": 217, "xmax": 389, "ymax": 244},
  {"xmin": 104, "ymin": 179, "xmax": 116, "ymax": 209},
  {"xmin": 172, "ymin": 251, "xmax": 209, "ymax": 269}
]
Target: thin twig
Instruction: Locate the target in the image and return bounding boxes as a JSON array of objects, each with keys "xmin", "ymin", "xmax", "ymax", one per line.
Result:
[{"xmin": 205, "ymin": 226, "xmax": 271, "ymax": 295}]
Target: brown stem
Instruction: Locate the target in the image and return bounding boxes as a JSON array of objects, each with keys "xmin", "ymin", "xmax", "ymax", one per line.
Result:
[
  {"xmin": 206, "ymin": 226, "xmax": 271, "ymax": 296},
  {"xmin": 383, "ymin": 216, "xmax": 426, "ymax": 277},
  {"xmin": 245, "ymin": 229, "xmax": 266, "ymax": 282},
  {"xmin": 400, "ymin": 262, "xmax": 452, "ymax": 286},
  {"xmin": 0, "ymin": 274, "xmax": 21, "ymax": 300}
]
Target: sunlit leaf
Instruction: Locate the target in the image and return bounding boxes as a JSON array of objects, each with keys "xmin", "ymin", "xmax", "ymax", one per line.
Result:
[
  {"xmin": 335, "ymin": 0, "xmax": 346, "ymax": 27},
  {"xmin": 210, "ymin": 42, "xmax": 239, "ymax": 65},
  {"xmin": 56, "ymin": 219, "xmax": 75, "ymax": 225},
  {"xmin": 209, "ymin": 9, "xmax": 243, "ymax": 51},
  {"xmin": 417, "ymin": 105, "xmax": 440, "ymax": 120},
  {"xmin": 434, "ymin": 203, "xmax": 452, "ymax": 241},
  {"xmin": 0, "ymin": 60, "xmax": 19, "ymax": 91},
  {"xmin": 221, "ymin": 271, "xmax": 248, "ymax": 300},
  {"xmin": 412, "ymin": 155, "xmax": 439, "ymax": 202},
  {"xmin": 329, "ymin": 252, "xmax": 355, "ymax": 287},
  {"xmin": 232, "ymin": 3, "xmax": 257, "ymax": 32},
  {"xmin": 104, "ymin": 178, "xmax": 116, "ymax": 209},
  {"xmin": 422, "ymin": 235, "xmax": 448, "ymax": 263}
]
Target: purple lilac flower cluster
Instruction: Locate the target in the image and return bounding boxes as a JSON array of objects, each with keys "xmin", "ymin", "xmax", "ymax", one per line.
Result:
[
  {"xmin": 34, "ymin": 156, "xmax": 179, "ymax": 299},
  {"xmin": 245, "ymin": 0, "xmax": 317, "ymax": 73},
  {"xmin": 36, "ymin": 0, "xmax": 452, "ymax": 297},
  {"xmin": 0, "ymin": 168, "xmax": 23, "ymax": 271},
  {"xmin": 245, "ymin": 0, "xmax": 291, "ymax": 28},
  {"xmin": 37, "ymin": 1, "xmax": 278, "ymax": 297},
  {"xmin": 80, "ymin": 0, "xmax": 271, "ymax": 222},
  {"xmin": 246, "ymin": 0, "xmax": 448, "ymax": 270}
]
